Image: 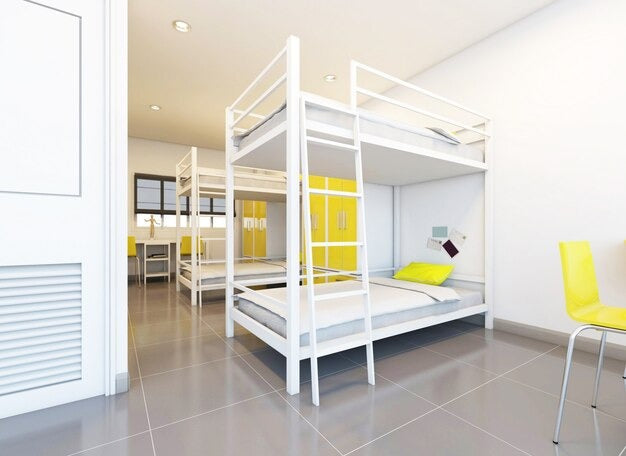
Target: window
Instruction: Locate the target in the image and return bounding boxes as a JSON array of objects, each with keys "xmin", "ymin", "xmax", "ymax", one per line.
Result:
[{"xmin": 134, "ymin": 173, "xmax": 226, "ymax": 227}]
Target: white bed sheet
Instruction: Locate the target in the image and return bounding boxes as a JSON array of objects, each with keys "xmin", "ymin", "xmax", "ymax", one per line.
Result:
[
  {"xmin": 181, "ymin": 260, "xmax": 287, "ymax": 285},
  {"xmin": 236, "ymin": 277, "xmax": 476, "ymax": 335},
  {"xmin": 236, "ymin": 279, "xmax": 483, "ymax": 345},
  {"xmin": 235, "ymin": 104, "xmax": 483, "ymax": 162}
]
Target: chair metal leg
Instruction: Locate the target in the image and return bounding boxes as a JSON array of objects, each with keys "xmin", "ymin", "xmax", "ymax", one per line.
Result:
[
  {"xmin": 554, "ymin": 325, "xmax": 591, "ymax": 444},
  {"xmin": 591, "ymin": 331, "xmax": 607, "ymax": 408},
  {"xmin": 135, "ymin": 257, "xmax": 142, "ymax": 287}
]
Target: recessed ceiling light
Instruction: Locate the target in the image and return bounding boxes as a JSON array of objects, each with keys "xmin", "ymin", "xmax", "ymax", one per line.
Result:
[
  {"xmin": 172, "ymin": 20, "xmax": 191, "ymax": 33},
  {"xmin": 149, "ymin": 104, "xmax": 161, "ymax": 111},
  {"xmin": 324, "ymin": 74, "xmax": 337, "ymax": 82}
]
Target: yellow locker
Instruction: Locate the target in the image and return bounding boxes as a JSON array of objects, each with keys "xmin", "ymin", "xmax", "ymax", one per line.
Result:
[
  {"xmin": 327, "ymin": 178, "xmax": 343, "ymax": 281},
  {"xmin": 342, "ymin": 179, "xmax": 357, "ymax": 272},
  {"xmin": 242, "ymin": 200, "xmax": 254, "ymax": 257},
  {"xmin": 254, "ymin": 201, "xmax": 267, "ymax": 257},
  {"xmin": 309, "ymin": 176, "xmax": 326, "ymax": 283}
]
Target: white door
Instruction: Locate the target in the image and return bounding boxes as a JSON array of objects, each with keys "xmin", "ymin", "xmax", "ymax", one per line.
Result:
[{"xmin": 0, "ymin": 0, "xmax": 108, "ymax": 418}]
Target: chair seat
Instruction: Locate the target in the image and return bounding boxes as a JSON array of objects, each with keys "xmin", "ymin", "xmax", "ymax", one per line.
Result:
[{"xmin": 572, "ymin": 303, "xmax": 626, "ymax": 331}]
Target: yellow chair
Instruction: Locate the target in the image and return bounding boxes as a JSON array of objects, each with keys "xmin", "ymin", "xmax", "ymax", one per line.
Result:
[
  {"xmin": 553, "ymin": 241, "xmax": 626, "ymax": 444},
  {"xmin": 128, "ymin": 236, "xmax": 141, "ymax": 287},
  {"xmin": 180, "ymin": 236, "xmax": 205, "ymax": 257}
]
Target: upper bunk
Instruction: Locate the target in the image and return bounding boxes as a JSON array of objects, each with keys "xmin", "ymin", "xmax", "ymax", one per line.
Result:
[
  {"xmin": 176, "ymin": 151, "xmax": 287, "ymax": 202},
  {"xmin": 227, "ymin": 38, "xmax": 491, "ymax": 186}
]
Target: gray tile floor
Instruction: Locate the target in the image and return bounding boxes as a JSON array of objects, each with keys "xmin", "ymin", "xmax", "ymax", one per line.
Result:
[{"xmin": 1, "ymin": 282, "xmax": 625, "ymax": 456}]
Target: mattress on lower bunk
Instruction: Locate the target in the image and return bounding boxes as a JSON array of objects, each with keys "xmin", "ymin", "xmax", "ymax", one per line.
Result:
[
  {"xmin": 235, "ymin": 104, "xmax": 483, "ymax": 162},
  {"xmin": 236, "ymin": 277, "xmax": 484, "ymax": 345},
  {"xmin": 181, "ymin": 260, "xmax": 287, "ymax": 285}
]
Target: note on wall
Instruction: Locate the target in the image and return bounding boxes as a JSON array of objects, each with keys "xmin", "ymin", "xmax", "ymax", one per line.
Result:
[
  {"xmin": 426, "ymin": 238, "xmax": 442, "ymax": 251},
  {"xmin": 432, "ymin": 226, "xmax": 448, "ymax": 238},
  {"xmin": 442, "ymin": 240, "xmax": 459, "ymax": 258},
  {"xmin": 449, "ymin": 229, "xmax": 466, "ymax": 247}
]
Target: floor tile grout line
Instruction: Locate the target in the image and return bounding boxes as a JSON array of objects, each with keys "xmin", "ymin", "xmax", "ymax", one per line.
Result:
[
  {"xmin": 439, "ymin": 408, "xmax": 533, "ymax": 456},
  {"xmin": 419, "ymin": 345, "xmax": 501, "ymax": 375},
  {"xmin": 65, "ymin": 430, "xmax": 152, "ymax": 456},
  {"xmin": 130, "ymin": 317, "xmax": 195, "ymax": 329},
  {"xmin": 133, "ymin": 332, "xmax": 215, "ymax": 349},
  {"xmin": 500, "ymin": 375, "xmax": 626, "ymax": 425},
  {"xmin": 437, "ymin": 345, "xmax": 561, "ymax": 410},
  {"xmin": 195, "ymin": 308, "xmax": 344, "ymax": 456},
  {"xmin": 347, "ymin": 357, "xmax": 531, "ymax": 455},
  {"xmin": 150, "ymin": 390, "xmax": 278, "ymax": 432},
  {"xmin": 128, "ymin": 313, "xmax": 157, "ymax": 456},
  {"xmin": 452, "ymin": 327, "xmax": 625, "ymax": 375},
  {"xmin": 343, "ymin": 408, "xmax": 441, "ymax": 456}
]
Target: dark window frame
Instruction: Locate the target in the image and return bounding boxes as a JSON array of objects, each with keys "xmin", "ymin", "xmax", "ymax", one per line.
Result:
[{"xmin": 134, "ymin": 173, "xmax": 226, "ymax": 217}]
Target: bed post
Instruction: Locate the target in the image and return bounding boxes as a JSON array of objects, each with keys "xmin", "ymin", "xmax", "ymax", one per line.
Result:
[
  {"xmin": 190, "ymin": 146, "xmax": 198, "ymax": 306},
  {"xmin": 393, "ymin": 186, "xmax": 401, "ymax": 272},
  {"xmin": 225, "ymin": 108, "xmax": 235, "ymax": 337},
  {"xmin": 285, "ymin": 35, "xmax": 301, "ymax": 395},
  {"xmin": 175, "ymin": 161, "xmax": 181, "ymax": 292},
  {"xmin": 484, "ymin": 119, "xmax": 494, "ymax": 329}
]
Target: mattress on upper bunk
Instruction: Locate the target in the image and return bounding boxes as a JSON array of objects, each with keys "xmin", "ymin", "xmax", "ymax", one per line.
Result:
[
  {"xmin": 235, "ymin": 277, "xmax": 484, "ymax": 345},
  {"xmin": 234, "ymin": 104, "xmax": 483, "ymax": 162},
  {"xmin": 181, "ymin": 260, "xmax": 287, "ymax": 285},
  {"xmin": 180, "ymin": 169, "xmax": 286, "ymax": 193}
]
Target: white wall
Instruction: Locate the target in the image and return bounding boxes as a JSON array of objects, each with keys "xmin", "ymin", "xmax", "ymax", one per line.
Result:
[
  {"xmin": 399, "ymin": 174, "xmax": 484, "ymax": 278},
  {"xmin": 399, "ymin": 0, "xmax": 626, "ymax": 344},
  {"xmin": 365, "ymin": 183, "xmax": 394, "ymax": 272}
]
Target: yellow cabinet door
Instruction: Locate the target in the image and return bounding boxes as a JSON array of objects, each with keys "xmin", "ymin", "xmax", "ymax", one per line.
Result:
[
  {"xmin": 327, "ymin": 178, "xmax": 343, "ymax": 280},
  {"xmin": 342, "ymin": 179, "xmax": 357, "ymax": 272},
  {"xmin": 242, "ymin": 200, "xmax": 254, "ymax": 257},
  {"xmin": 309, "ymin": 176, "xmax": 326, "ymax": 282},
  {"xmin": 253, "ymin": 201, "xmax": 267, "ymax": 258}
]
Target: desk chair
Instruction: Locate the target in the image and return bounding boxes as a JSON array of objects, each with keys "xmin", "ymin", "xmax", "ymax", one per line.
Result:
[
  {"xmin": 180, "ymin": 236, "xmax": 205, "ymax": 258},
  {"xmin": 553, "ymin": 241, "xmax": 626, "ymax": 444},
  {"xmin": 128, "ymin": 236, "xmax": 141, "ymax": 287}
]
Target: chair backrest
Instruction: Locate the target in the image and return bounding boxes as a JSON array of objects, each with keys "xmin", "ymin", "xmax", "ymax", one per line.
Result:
[
  {"xmin": 180, "ymin": 236, "xmax": 204, "ymax": 256},
  {"xmin": 559, "ymin": 241, "xmax": 600, "ymax": 316},
  {"xmin": 128, "ymin": 236, "xmax": 137, "ymax": 257}
]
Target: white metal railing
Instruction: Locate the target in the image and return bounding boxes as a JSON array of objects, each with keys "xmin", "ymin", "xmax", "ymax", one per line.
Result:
[
  {"xmin": 228, "ymin": 44, "xmax": 288, "ymax": 137},
  {"xmin": 350, "ymin": 61, "xmax": 491, "ymax": 138}
]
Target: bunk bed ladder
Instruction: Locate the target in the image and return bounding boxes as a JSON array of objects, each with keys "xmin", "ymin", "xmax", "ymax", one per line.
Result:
[{"xmin": 299, "ymin": 96, "xmax": 375, "ymax": 406}]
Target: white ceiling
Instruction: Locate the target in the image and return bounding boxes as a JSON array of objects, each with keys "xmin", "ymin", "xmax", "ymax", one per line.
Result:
[{"xmin": 129, "ymin": 0, "xmax": 555, "ymax": 150}]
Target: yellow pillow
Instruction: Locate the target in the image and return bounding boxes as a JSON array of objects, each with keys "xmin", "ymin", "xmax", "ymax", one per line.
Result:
[{"xmin": 393, "ymin": 262, "xmax": 454, "ymax": 286}]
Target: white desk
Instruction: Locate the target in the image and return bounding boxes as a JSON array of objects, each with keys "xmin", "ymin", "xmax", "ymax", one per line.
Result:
[{"xmin": 135, "ymin": 239, "xmax": 175, "ymax": 285}]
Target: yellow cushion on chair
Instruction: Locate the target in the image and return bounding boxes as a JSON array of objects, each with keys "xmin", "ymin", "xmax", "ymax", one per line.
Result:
[
  {"xmin": 127, "ymin": 236, "xmax": 137, "ymax": 257},
  {"xmin": 180, "ymin": 236, "xmax": 205, "ymax": 256},
  {"xmin": 393, "ymin": 262, "xmax": 454, "ymax": 286},
  {"xmin": 560, "ymin": 241, "xmax": 626, "ymax": 331}
]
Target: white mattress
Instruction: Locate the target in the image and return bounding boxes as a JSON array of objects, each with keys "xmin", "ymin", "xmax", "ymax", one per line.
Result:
[
  {"xmin": 180, "ymin": 169, "xmax": 286, "ymax": 194},
  {"xmin": 235, "ymin": 104, "xmax": 483, "ymax": 162},
  {"xmin": 181, "ymin": 260, "xmax": 287, "ymax": 285},
  {"xmin": 236, "ymin": 278, "xmax": 484, "ymax": 345}
]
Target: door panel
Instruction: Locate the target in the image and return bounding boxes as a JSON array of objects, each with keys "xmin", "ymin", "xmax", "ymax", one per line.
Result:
[
  {"xmin": 253, "ymin": 201, "xmax": 266, "ymax": 257},
  {"xmin": 0, "ymin": 0, "xmax": 107, "ymax": 418},
  {"xmin": 327, "ymin": 178, "xmax": 343, "ymax": 280},
  {"xmin": 242, "ymin": 201, "xmax": 254, "ymax": 256},
  {"xmin": 342, "ymin": 180, "xmax": 357, "ymax": 272}
]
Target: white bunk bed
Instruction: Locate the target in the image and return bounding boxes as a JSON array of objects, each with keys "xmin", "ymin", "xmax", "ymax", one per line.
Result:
[
  {"xmin": 225, "ymin": 36, "xmax": 493, "ymax": 405},
  {"xmin": 174, "ymin": 150, "xmax": 289, "ymax": 305}
]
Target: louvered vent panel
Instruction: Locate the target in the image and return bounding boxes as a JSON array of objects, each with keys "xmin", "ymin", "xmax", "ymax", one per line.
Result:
[{"xmin": 0, "ymin": 264, "xmax": 82, "ymax": 396}]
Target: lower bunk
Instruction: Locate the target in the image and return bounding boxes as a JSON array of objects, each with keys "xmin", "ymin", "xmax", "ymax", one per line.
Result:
[{"xmin": 227, "ymin": 276, "xmax": 487, "ymax": 389}]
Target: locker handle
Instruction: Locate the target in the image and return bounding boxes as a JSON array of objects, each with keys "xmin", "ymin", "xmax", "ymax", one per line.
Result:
[{"xmin": 343, "ymin": 211, "xmax": 347, "ymax": 230}]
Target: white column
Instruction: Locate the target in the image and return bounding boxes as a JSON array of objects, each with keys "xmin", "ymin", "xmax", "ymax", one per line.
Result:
[
  {"xmin": 225, "ymin": 109, "xmax": 235, "ymax": 337},
  {"xmin": 285, "ymin": 35, "xmax": 301, "ymax": 395},
  {"xmin": 393, "ymin": 185, "xmax": 401, "ymax": 271}
]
